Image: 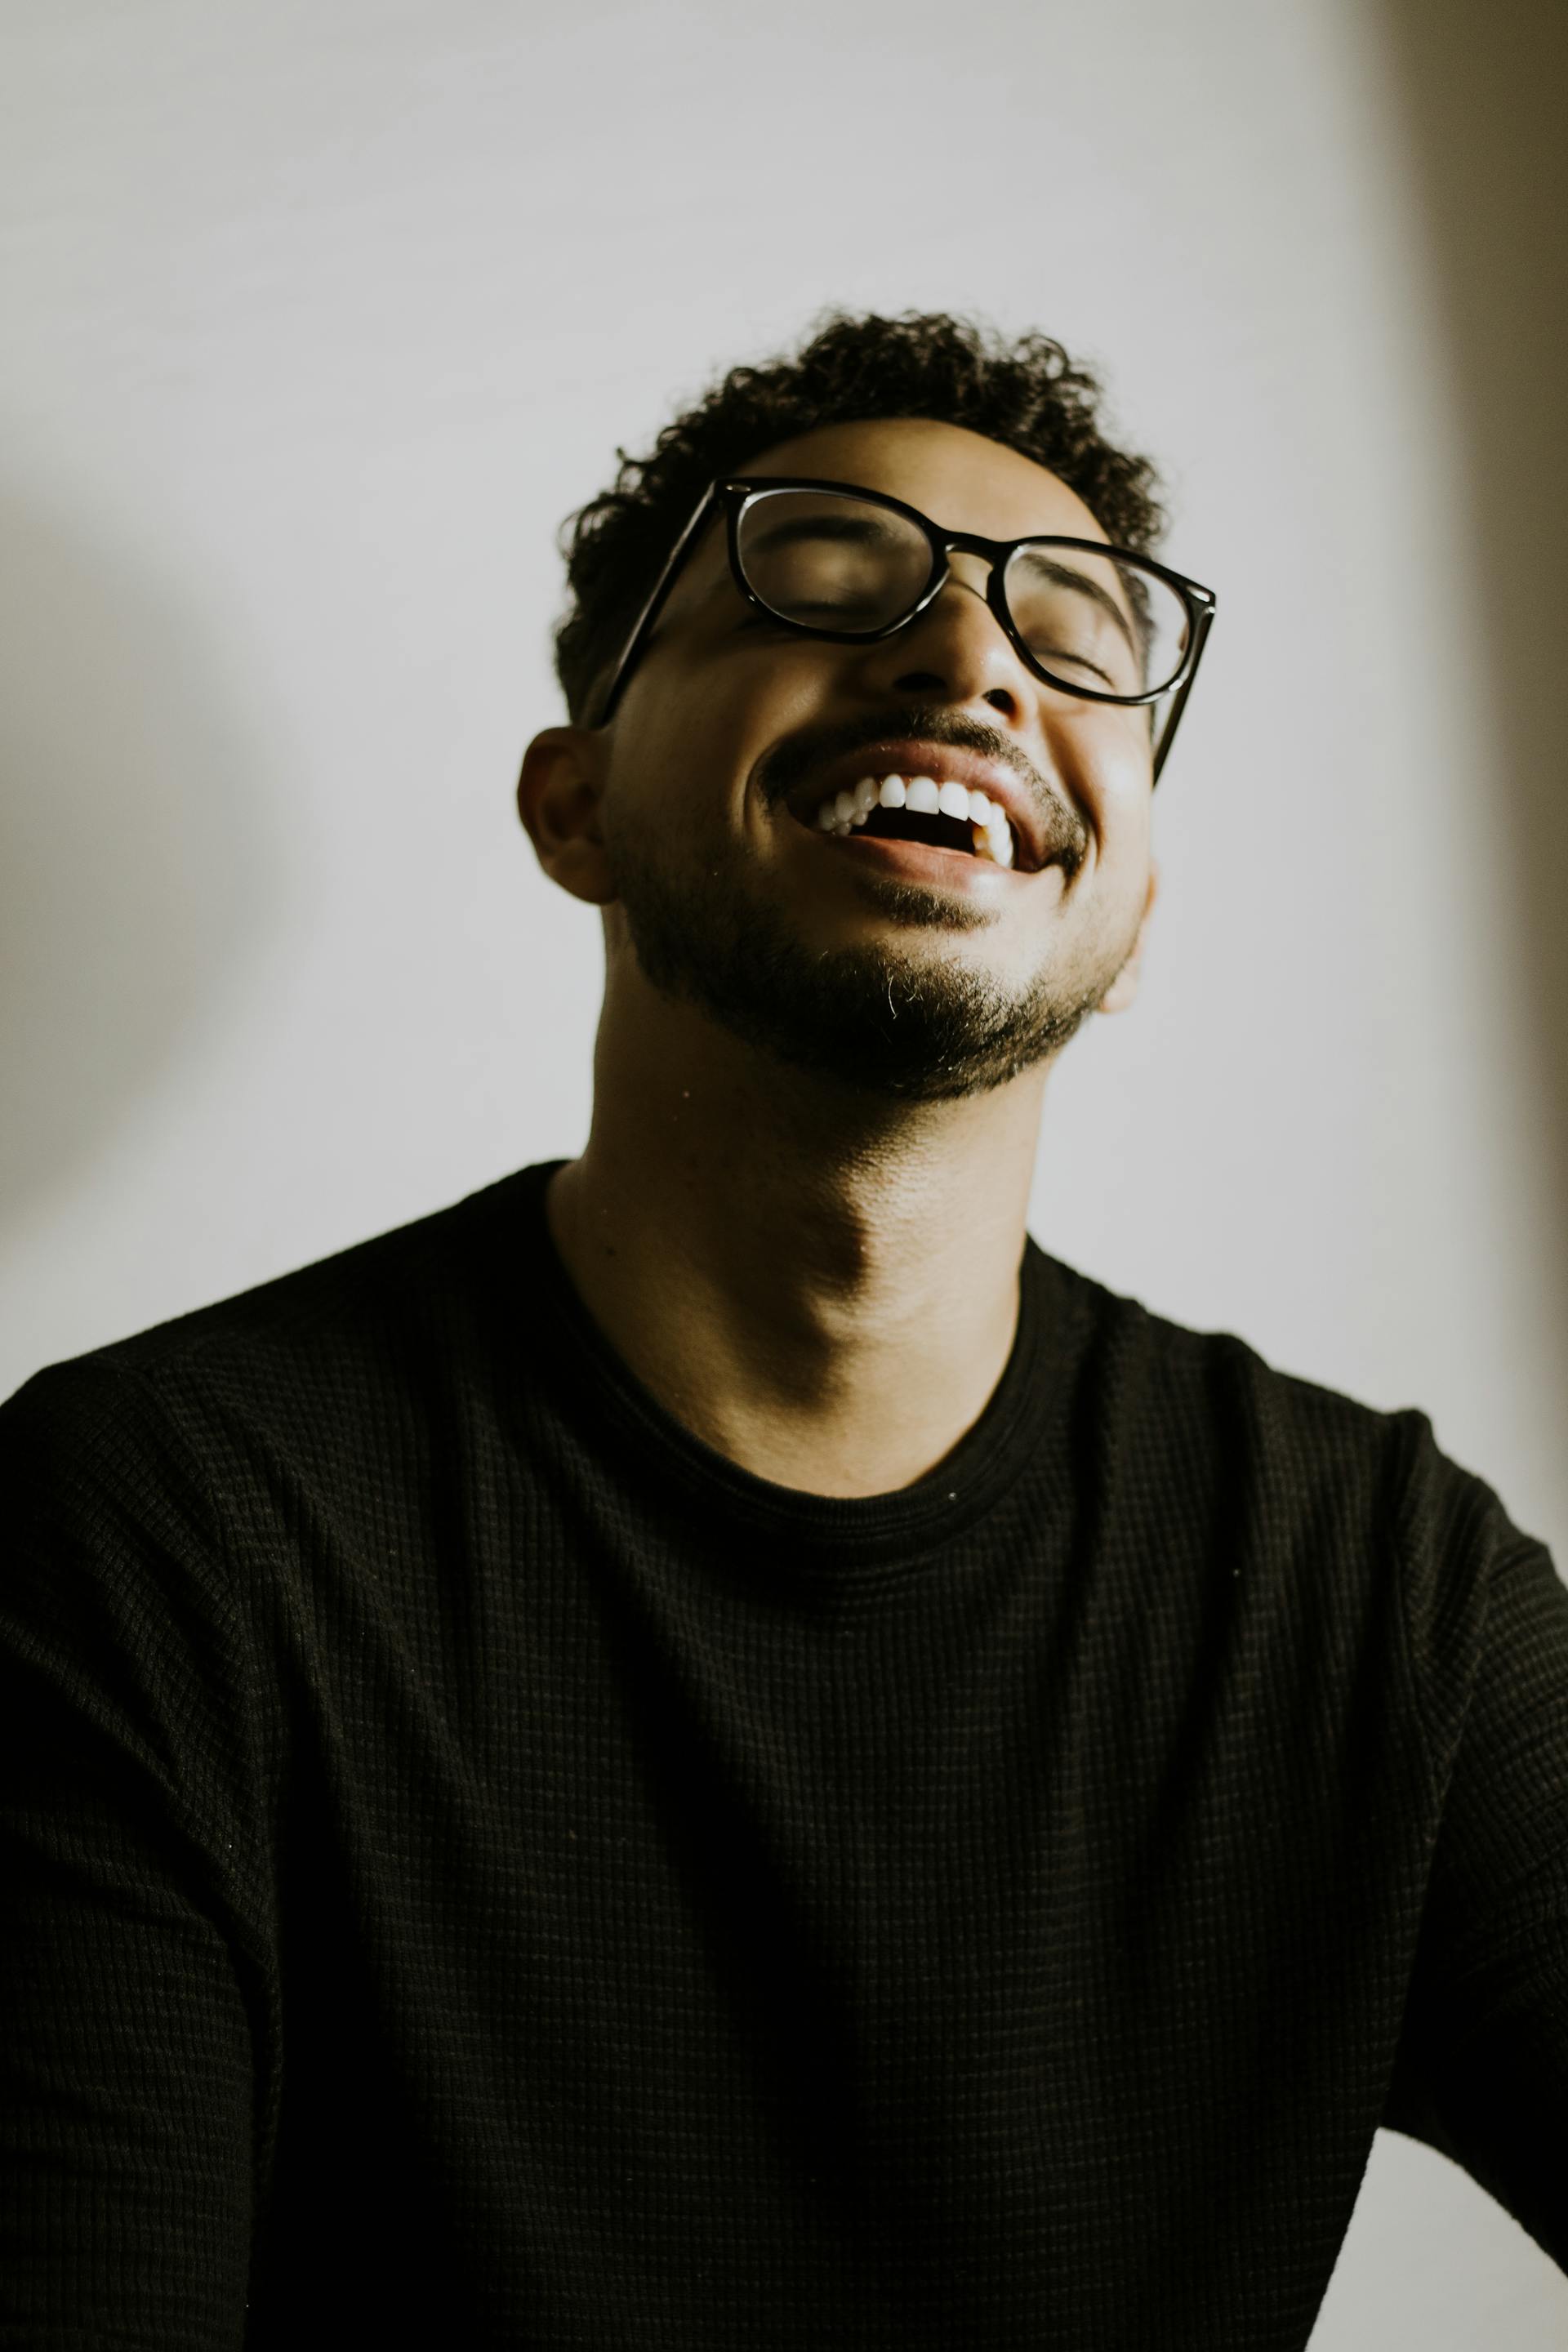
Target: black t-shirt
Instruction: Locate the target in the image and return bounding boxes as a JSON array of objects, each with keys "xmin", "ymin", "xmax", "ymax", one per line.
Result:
[{"xmin": 2, "ymin": 1160, "xmax": 1565, "ymax": 2349}]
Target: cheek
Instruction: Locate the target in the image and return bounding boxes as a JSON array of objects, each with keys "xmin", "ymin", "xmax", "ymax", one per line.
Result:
[
  {"xmin": 601, "ymin": 716, "xmax": 743, "ymax": 863},
  {"xmin": 614, "ymin": 655, "xmax": 831, "ymax": 825},
  {"xmin": 1049, "ymin": 711, "xmax": 1153, "ymax": 853},
  {"xmin": 1058, "ymin": 697, "xmax": 1155, "ymax": 778}
]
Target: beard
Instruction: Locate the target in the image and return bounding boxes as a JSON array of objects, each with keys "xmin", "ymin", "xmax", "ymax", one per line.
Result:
[{"xmin": 600, "ymin": 804, "xmax": 1137, "ymax": 1105}]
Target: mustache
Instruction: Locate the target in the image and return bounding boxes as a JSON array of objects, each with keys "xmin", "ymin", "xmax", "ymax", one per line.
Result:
[{"xmin": 760, "ymin": 704, "xmax": 1089, "ymax": 873}]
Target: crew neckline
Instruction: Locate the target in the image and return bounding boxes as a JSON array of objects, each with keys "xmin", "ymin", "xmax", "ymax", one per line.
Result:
[{"xmin": 497, "ymin": 1159, "xmax": 1076, "ymax": 1574}]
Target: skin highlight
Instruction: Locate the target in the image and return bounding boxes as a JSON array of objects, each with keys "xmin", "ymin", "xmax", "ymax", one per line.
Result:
[{"xmin": 518, "ymin": 416, "xmax": 1160, "ymax": 1499}]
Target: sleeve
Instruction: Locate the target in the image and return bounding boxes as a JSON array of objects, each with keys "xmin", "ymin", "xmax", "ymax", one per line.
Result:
[
  {"xmin": 1383, "ymin": 1446, "xmax": 1568, "ymax": 2270},
  {"xmin": 0, "ymin": 1357, "xmax": 270, "ymax": 2350}
]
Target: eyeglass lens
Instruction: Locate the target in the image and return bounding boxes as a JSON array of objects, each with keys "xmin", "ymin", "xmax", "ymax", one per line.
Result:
[{"xmin": 734, "ymin": 489, "xmax": 1191, "ymax": 701}]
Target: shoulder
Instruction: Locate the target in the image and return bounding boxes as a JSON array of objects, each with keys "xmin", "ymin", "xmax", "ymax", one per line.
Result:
[
  {"xmin": 1027, "ymin": 1241, "xmax": 1521, "ymax": 1579},
  {"xmin": 1031, "ymin": 1240, "xmax": 1420, "ymax": 1468},
  {"xmin": 1031, "ymin": 1248, "xmax": 1557, "ymax": 1771},
  {"xmin": 1, "ymin": 1161, "xmax": 559, "ymax": 1486}
]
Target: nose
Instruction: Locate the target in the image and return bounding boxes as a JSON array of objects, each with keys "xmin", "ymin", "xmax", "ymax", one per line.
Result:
[{"xmin": 863, "ymin": 553, "xmax": 1031, "ymax": 723}]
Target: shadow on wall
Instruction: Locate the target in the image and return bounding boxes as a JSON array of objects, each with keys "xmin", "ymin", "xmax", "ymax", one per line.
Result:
[
  {"xmin": 0, "ymin": 488, "xmax": 278, "ymax": 1228},
  {"xmin": 1374, "ymin": 0, "xmax": 1568, "ymax": 1321}
]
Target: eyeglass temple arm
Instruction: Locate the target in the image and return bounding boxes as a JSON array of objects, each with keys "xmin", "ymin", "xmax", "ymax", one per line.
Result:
[
  {"xmin": 1151, "ymin": 599, "xmax": 1215, "ymax": 783},
  {"xmin": 585, "ymin": 483, "xmax": 726, "ymax": 731}
]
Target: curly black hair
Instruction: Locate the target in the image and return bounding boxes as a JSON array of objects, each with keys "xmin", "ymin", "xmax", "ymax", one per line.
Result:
[{"xmin": 551, "ymin": 309, "xmax": 1167, "ymax": 725}]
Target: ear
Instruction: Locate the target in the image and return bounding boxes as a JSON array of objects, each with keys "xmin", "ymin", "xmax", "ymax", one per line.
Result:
[
  {"xmin": 1098, "ymin": 861, "xmax": 1159, "ymax": 1015},
  {"xmin": 516, "ymin": 726, "xmax": 617, "ymax": 907}
]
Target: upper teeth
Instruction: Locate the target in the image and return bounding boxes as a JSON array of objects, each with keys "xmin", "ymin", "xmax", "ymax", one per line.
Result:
[{"xmin": 811, "ymin": 774, "xmax": 1016, "ymax": 868}]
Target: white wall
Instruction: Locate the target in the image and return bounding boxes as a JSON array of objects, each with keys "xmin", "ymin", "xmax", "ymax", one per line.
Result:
[{"xmin": 2, "ymin": 0, "xmax": 1564, "ymax": 2335}]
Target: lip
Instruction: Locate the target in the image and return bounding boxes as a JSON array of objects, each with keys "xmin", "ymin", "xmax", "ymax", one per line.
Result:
[
  {"xmin": 783, "ymin": 738, "xmax": 1052, "ymax": 872},
  {"xmin": 804, "ymin": 824, "xmax": 1032, "ymax": 895}
]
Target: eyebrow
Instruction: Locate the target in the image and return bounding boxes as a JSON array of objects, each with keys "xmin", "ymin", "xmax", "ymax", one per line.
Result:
[
  {"xmin": 695, "ymin": 510, "xmax": 895, "ymax": 611},
  {"xmin": 743, "ymin": 510, "xmax": 900, "ymax": 555}
]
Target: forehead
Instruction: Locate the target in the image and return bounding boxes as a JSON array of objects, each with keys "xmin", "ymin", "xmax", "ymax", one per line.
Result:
[{"xmin": 735, "ymin": 415, "xmax": 1110, "ymax": 545}]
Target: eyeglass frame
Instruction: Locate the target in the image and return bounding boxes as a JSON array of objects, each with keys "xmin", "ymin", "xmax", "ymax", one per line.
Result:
[{"xmin": 581, "ymin": 473, "xmax": 1217, "ymax": 782}]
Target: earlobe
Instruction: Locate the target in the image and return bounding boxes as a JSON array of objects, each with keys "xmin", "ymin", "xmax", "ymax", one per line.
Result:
[{"xmin": 516, "ymin": 727, "xmax": 617, "ymax": 907}]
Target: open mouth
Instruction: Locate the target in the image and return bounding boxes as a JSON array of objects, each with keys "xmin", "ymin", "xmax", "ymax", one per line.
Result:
[{"xmin": 800, "ymin": 773, "xmax": 1019, "ymax": 868}]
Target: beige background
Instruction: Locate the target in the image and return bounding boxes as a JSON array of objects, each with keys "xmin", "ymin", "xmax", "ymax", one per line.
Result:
[{"xmin": 2, "ymin": 0, "xmax": 1564, "ymax": 2333}]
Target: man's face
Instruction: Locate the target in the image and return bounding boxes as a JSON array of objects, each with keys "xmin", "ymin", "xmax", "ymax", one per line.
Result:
[{"xmin": 582, "ymin": 416, "xmax": 1157, "ymax": 1102}]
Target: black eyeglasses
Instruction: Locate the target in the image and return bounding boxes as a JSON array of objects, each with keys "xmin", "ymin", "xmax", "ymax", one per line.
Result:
[{"xmin": 585, "ymin": 474, "xmax": 1217, "ymax": 781}]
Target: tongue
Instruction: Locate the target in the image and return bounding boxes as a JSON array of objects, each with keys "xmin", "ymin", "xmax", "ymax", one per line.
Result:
[{"xmin": 861, "ymin": 805, "xmax": 975, "ymax": 854}]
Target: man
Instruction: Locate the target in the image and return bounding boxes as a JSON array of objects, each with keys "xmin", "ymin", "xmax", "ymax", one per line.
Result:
[{"xmin": 2, "ymin": 311, "xmax": 1564, "ymax": 2348}]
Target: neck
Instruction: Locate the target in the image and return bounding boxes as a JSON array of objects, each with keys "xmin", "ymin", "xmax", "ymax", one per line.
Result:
[{"xmin": 545, "ymin": 977, "xmax": 1049, "ymax": 1499}]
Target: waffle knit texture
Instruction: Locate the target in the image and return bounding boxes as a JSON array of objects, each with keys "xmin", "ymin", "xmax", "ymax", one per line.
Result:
[{"xmin": 2, "ymin": 1159, "xmax": 1566, "ymax": 2348}]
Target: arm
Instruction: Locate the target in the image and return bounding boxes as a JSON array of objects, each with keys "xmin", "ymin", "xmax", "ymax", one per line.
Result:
[
  {"xmin": 1385, "ymin": 1504, "xmax": 1568, "ymax": 2268},
  {"xmin": 0, "ymin": 1360, "xmax": 267, "ymax": 2350}
]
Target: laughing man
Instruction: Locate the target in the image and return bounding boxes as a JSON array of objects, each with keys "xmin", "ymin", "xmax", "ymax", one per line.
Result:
[{"xmin": 3, "ymin": 311, "xmax": 1565, "ymax": 2348}]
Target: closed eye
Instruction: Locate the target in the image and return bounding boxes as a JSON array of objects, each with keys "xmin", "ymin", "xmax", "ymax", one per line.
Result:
[{"xmin": 1035, "ymin": 645, "xmax": 1120, "ymax": 690}]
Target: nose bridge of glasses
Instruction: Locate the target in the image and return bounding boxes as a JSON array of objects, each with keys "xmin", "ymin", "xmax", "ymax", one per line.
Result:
[
  {"xmin": 940, "ymin": 537, "xmax": 1000, "ymax": 595},
  {"xmin": 918, "ymin": 537, "xmax": 1024, "ymax": 652}
]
